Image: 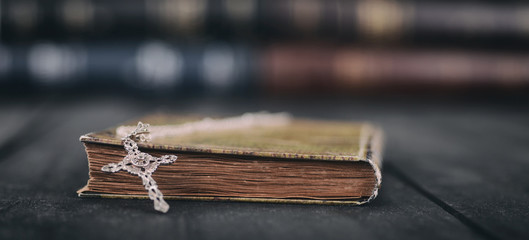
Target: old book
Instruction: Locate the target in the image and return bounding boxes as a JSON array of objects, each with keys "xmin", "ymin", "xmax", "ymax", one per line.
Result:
[
  {"xmin": 262, "ymin": 45, "xmax": 529, "ymax": 94},
  {"xmin": 77, "ymin": 113, "xmax": 384, "ymax": 205},
  {"xmin": 5, "ymin": 0, "xmax": 529, "ymax": 44}
]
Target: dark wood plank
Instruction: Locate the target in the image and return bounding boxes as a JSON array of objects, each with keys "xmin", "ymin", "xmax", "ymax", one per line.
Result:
[
  {"xmin": 0, "ymin": 97, "xmax": 148, "ymax": 188},
  {"xmin": 376, "ymin": 105, "xmax": 529, "ymax": 240},
  {"xmin": 0, "ymin": 101, "xmax": 49, "ymax": 158},
  {"xmin": 0, "ymin": 97, "xmax": 483, "ymax": 240}
]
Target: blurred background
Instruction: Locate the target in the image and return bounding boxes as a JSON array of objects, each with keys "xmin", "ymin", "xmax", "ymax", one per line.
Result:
[
  {"xmin": 1, "ymin": 1, "xmax": 529, "ymax": 239},
  {"xmin": 2, "ymin": 0, "xmax": 529, "ymax": 97}
]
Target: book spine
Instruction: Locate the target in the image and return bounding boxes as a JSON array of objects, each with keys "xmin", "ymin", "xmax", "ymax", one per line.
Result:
[
  {"xmin": 3, "ymin": 0, "xmax": 529, "ymax": 44},
  {"xmin": 260, "ymin": 46, "xmax": 529, "ymax": 93},
  {"xmin": 0, "ymin": 42, "xmax": 255, "ymax": 94}
]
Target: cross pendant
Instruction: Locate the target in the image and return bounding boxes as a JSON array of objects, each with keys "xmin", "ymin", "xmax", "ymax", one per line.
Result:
[{"xmin": 101, "ymin": 122, "xmax": 178, "ymax": 213}]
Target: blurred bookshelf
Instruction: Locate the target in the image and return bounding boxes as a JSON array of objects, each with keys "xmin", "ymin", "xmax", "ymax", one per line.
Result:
[{"xmin": 1, "ymin": 0, "xmax": 529, "ymax": 97}]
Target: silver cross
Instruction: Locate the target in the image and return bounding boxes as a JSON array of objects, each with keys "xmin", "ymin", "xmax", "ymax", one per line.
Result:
[{"xmin": 102, "ymin": 122, "xmax": 178, "ymax": 213}]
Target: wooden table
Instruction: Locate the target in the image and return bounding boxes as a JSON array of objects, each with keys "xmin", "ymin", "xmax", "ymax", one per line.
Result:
[{"xmin": 1, "ymin": 95, "xmax": 528, "ymax": 240}]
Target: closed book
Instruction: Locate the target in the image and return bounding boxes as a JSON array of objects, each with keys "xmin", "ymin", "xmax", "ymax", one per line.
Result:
[
  {"xmin": 262, "ymin": 45, "xmax": 529, "ymax": 93},
  {"xmin": 77, "ymin": 113, "xmax": 384, "ymax": 205},
  {"xmin": 4, "ymin": 0, "xmax": 529, "ymax": 47}
]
